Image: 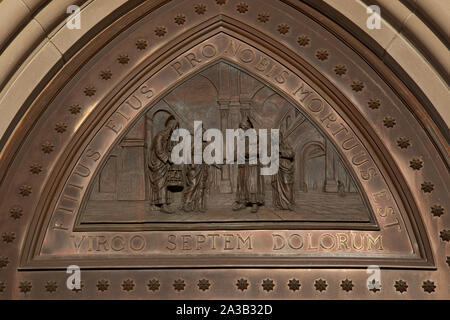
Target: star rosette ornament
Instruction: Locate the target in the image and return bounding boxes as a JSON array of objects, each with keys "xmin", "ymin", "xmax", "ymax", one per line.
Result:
[
  {"xmin": 147, "ymin": 279, "xmax": 160, "ymax": 292},
  {"xmin": 236, "ymin": 278, "xmax": 249, "ymax": 291}
]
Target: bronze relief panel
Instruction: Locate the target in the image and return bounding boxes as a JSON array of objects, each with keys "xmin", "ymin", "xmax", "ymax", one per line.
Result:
[
  {"xmin": 79, "ymin": 61, "xmax": 374, "ymax": 228},
  {"xmin": 0, "ymin": 0, "xmax": 447, "ymax": 299}
]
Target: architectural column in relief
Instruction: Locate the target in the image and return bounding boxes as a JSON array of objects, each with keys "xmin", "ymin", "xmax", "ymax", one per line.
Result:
[
  {"xmin": 118, "ymin": 117, "xmax": 147, "ymax": 200},
  {"xmin": 324, "ymin": 139, "xmax": 338, "ymax": 192}
]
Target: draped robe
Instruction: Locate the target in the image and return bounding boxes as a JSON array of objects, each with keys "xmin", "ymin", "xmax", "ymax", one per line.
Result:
[
  {"xmin": 271, "ymin": 140, "xmax": 295, "ymax": 209},
  {"xmin": 235, "ymin": 135, "xmax": 265, "ymax": 205}
]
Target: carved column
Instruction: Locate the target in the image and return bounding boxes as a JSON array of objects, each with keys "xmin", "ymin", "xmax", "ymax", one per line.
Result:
[
  {"xmin": 239, "ymin": 101, "xmax": 251, "ymax": 121},
  {"xmin": 117, "ymin": 117, "xmax": 147, "ymax": 200},
  {"xmin": 218, "ymin": 100, "xmax": 232, "ymax": 193},
  {"xmin": 217, "ymin": 62, "xmax": 234, "ymax": 193},
  {"xmin": 324, "ymin": 139, "xmax": 338, "ymax": 192}
]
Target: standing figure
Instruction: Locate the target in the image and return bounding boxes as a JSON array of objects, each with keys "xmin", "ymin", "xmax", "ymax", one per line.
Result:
[
  {"xmin": 182, "ymin": 128, "xmax": 210, "ymax": 213},
  {"xmin": 148, "ymin": 115, "xmax": 179, "ymax": 214},
  {"xmin": 232, "ymin": 117, "xmax": 265, "ymax": 213},
  {"xmin": 272, "ymin": 131, "xmax": 295, "ymax": 210}
]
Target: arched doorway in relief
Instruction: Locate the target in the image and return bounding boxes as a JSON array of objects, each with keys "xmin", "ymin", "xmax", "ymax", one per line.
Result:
[{"xmin": 300, "ymin": 141, "xmax": 325, "ymax": 193}]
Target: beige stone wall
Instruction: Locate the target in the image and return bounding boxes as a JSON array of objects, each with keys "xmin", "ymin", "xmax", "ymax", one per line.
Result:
[
  {"xmin": 0, "ymin": 0, "xmax": 448, "ymax": 154},
  {"xmin": 318, "ymin": 0, "xmax": 449, "ymax": 134}
]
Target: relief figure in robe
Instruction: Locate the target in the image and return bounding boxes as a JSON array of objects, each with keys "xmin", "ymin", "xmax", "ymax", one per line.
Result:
[
  {"xmin": 271, "ymin": 131, "xmax": 295, "ymax": 210},
  {"xmin": 232, "ymin": 117, "xmax": 265, "ymax": 213},
  {"xmin": 148, "ymin": 115, "xmax": 179, "ymax": 214},
  {"xmin": 182, "ymin": 127, "xmax": 209, "ymax": 213}
]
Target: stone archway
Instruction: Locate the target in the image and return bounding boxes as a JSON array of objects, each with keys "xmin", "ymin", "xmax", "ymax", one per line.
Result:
[{"xmin": 0, "ymin": 0, "xmax": 447, "ymax": 300}]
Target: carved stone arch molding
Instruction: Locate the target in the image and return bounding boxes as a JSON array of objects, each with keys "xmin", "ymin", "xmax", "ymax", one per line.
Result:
[{"xmin": 0, "ymin": 0, "xmax": 448, "ymax": 299}]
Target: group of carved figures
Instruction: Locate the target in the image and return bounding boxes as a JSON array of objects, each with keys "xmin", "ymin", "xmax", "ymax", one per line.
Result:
[{"xmin": 147, "ymin": 115, "xmax": 296, "ymax": 214}]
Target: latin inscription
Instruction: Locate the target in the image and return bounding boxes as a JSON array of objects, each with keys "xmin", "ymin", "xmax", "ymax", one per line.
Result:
[{"xmin": 70, "ymin": 232, "xmax": 383, "ymax": 253}]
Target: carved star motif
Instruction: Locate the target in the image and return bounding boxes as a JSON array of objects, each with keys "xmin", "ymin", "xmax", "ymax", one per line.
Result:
[
  {"xmin": 194, "ymin": 4, "xmax": 207, "ymax": 15},
  {"xmin": 135, "ymin": 39, "xmax": 148, "ymax": 50},
  {"xmin": 368, "ymin": 98, "xmax": 381, "ymax": 110},
  {"xmin": 0, "ymin": 256, "xmax": 9, "ymax": 269},
  {"xmin": 100, "ymin": 69, "xmax": 112, "ymax": 80},
  {"xmin": 409, "ymin": 158, "xmax": 423, "ymax": 170},
  {"xmin": 397, "ymin": 137, "xmax": 411, "ymax": 149},
  {"xmin": 421, "ymin": 181, "xmax": 434, "ymax": 193},
  {"xmin": 277, "ymin": 24, "xmax": 290, "ymax": 35},
  {"xmin": 383, "ymin": 116, "xmax": 396, "ymax": 128},
  {"xmin": 394, "ymin": 280, "xmax": 408, "ymax": 293},
  {"xmin": 19, "ymin": 185, "xmax": 32, "ymax": 197},
  {"xmin": 173, "ymin": 279, "xmax": 186, "ymax": 292},
  {"xmin": 68, "ymin": 104, "xmax": 82, "ymax": 115},
  {"xmin": 55, "ymin": 122, "xmax": 67, "ymax": 133},
  {"xmin": 314, "ymin": 279, "xmax": 327, "ymax": 292},
  {"xmin": 440, "ymin": 229, "xmax": 450, "ymax": 242},
  {"xmin": 45, "ymin": 281, "xmax": 58, "ymax": 293},
  {"xmin": 368, "ymin": 279, "xmax": 381, "ymax": 293},
  {"xmin": 288, "ymin": 279, "xmax": 301, "ymax": 292},
  {"xmin": 29, "ymin": 163, "xmax": 42, "ymax": 174},
  {"xmin": 236, "ymin": 278, "xmax": 249, "ymax": 291},
  {"xmin": 340, "ymin": 279, "xmax": 354, "ymax": 292},
  {"xmin": 261, "ymin": 279, "xmax": 275, "ymax": 292},
  {"xmin": 2, "ymin": 232, "xmax": 15, "ymax": 244},
  {"xmin": 297, "ymin": 35, "xmax": 310, "ymax": 47},
  {"xmin": 19, "ymin": 281, "xmax": 32, "ymax": 294},
  {"xmin": 334, "ymin": 64, "xmax": 347, "ymax": 76},
  {"xmin": 122, "ymin": 279, "xmax": 135, "ymax": 292},
  {"xmin": 147, "ymin": 279, "xmax": 160, "ymax": 292},
  {"xmin": 197, "ymin": 279, "xmax": 211, "ymax": 291},
  {"xmin": 351, "ymin": 80, "xmax": 365, "ymax": 92},
  {"xmin": 83, "ymin": 86, "xmax": 96, "ymax": 97},
  {"xmin": 9, "ymin": 207, "xmax": 23, "ymax": 220},
  {"xmin": 315, "ymin": 49, "xmax": 329, "ymax": 61},
  {"xmin": 236, "ymin": 2, "xmax": 248, "ymax": 14},
  {"xmin": 154, "ymin": 26, "xmax": 167, "ymax": 37},
  {"xmin": 71, "ymin": 280, "xmax": 84, "ymax": 293},
  {"xmin": 41, "ymin": 141, "xmax": 55, "ymax": 154},
  {"xmin": 216, "ymin": 0, "xmax": 227, "ymax": 5},
  {"xmin": 422, "ymin": 280, "xmax": 436, "ymax": 294},
  {"xmin": 0, "ymin": 281, "xmax": 5, "ymax": 293},
  {"xmin": 96, "ymin": 279, "xmax": 110, "ymax": 292},
  {"xmin": 257, "ymin": 12, "xmax": 270, "ymax": 23},
  {"xmin": 174, "ymin": 14, "xmax": 186, "ymax": 26},
  {"xmin": 431, "ymin": 205, "xmax": 444, "ymax": 217},
  {"xmin": 117, "ymin": 54, "xmax": 130, "ymax": 64}
]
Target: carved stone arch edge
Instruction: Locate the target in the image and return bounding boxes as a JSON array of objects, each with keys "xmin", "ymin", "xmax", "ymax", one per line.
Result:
[{"xmin": 14, "ymin": 18, "xmax": 434, "ymax": 269}]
